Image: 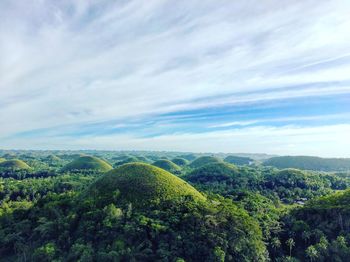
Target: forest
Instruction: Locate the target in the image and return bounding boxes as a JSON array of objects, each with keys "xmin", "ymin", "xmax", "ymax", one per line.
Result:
[{"xmin": 1, "ymin": 151, "xmax": 350, "ymax": 261}]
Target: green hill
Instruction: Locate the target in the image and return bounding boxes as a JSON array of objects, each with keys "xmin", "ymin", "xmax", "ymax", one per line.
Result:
[
  {"xmin": 264, "ymin": 168, "xmax": 312, "ymax": 190},
  {"xmin": 111, "ymin": 155, "xmax": 130, "ymax": 161},
  {"xmin": 46, "ymin": 155, "xmax": 61, "ymax": 162},
  {"xmin": 264, "ymin": 155, "xmax": 350, "ymax": 171},
  {"xmin": 187, "ymin": 162, "xmax": 240, "ymax": 184},
  {"xmin": 185, "ymin": 162, "xmax": 258, "ymax": 193},
  {"xmin": 224, "ymin": 155, "xmax": 253, "ymax": 165},
  {"xmin": 179, "ymin": 154, "xmax": 197, "ymax": 161},
  {"xmin": 135, "ymin": 156, "xmax": 150, "ymax": 162},
  {"xmin": 2, "ymin": 153, "xmax": 17, "ymax": 159},
  {"xmin": 62, "ymin": 156, "xmax": 112, "ymax": 172},
  {"xmin": 171, "ymin": 157, "xmax": 189, "ymax": 166},
  {"xmin": 114, "ymin": 156, "xmax": 140, "ymax": 166},
  {"xmin": 280, "ymin": 189, "xmax": 350, "ymax": 261},
  {"xmin": 84, "ymin": 163, "xmax": 205, "ymax": 207},
  {"xmin": 152, "ymin": 159, "xmax": 181, "ymax": 174},
  {"xmin": 189, "ymin": 156, "xmax": 222, "ymax": 168},
  {"xmin": 0, "ymin": 158, "xmax": 6, "ymax": 163},
  {"xmin": 0, "ymin": 159, "xmax": 31, "ymax": 170}
]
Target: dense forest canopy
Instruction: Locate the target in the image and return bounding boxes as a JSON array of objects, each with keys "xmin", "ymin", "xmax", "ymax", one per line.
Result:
[{"xmin": 1, "ymin": 150, "xmax": 350, "ymax": 261}]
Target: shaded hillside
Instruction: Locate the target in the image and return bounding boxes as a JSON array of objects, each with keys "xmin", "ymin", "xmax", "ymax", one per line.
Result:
[
  {"xmin": 224, "ymin": 155, "xmax": 253, "ymax": 165},
  {"xmin": 0, "ymin": 159, "xmax": 31, "ymax": 170},
  {"xmin": 171, "ymin": 157, "xmax": 189, "ymax": 166},
  {"xmin": 278, "ymin": 189, "xmax": 350, "ymax": 261},
  {"xmin": 264, "ymin": 156, "xmax": 350, "ymax": 171},
  {"xmin": 152, "ymin": 159, "xmax": 181, "ymax": 174},
  {"xmin": 189, "ymin": 156, "xmax": 222, "ymax": 168}
]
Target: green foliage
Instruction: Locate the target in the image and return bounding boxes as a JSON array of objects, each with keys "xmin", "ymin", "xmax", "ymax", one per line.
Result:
[
  {"xmin": 232, "ymin": 192, "xmax": 282, "ymax": 241},
  {"xmin": 224, "ymin": 155, "xmax": 253, "ymax": 165},
  {"xmin": 264, "ymin": 156, "xmax": 350, "ymax": 171},
  {"xmin": 171, "ymin": 157, "xmax": 189, "ymax": 166},
  {"xmin": 275, "ymin": 189, "xmax": 350, "ymax": 260},
  {"xmin": 0, "ymin": 168, "xmax": 267, "ymax": 261},
  {"xmin": 2, "ymin": 151, "xmax": 350, "ymax": 261},
  {"xmin": 33, "ymin": 242, "xmax": 57, "ymax": 261},
  {"xmin": 62, "ymin": 156, "xmax": 112, "ymax": 172},
  {"xmin": 189, "ymin": 156, "xmax": 222, "ymax": 168},
  {"xmin": 187, "ymin": 162, "xmax": 239, "ymax": 183},
  {"xmin": 263, "ymin": 168, "xmax": 346, "ymax": 203}
]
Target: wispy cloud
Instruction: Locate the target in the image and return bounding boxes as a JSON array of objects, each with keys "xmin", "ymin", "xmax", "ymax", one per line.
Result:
[{"xmin": 1, "ymin": 0, "xmax": 350, "ymax": 155}]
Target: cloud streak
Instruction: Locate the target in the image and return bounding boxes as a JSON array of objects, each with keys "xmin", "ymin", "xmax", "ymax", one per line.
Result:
[{"xmin": 1, "ymin": 0, "xmax": 350, "ymax": 155}]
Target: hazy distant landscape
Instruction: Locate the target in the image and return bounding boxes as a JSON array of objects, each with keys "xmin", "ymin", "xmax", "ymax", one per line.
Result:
[{"xmin": 2, "ymin": 0, "xmax": 350, "ymax": 261}]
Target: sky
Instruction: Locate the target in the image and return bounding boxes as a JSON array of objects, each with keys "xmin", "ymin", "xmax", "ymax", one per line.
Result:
[{"xmin": 1, "ymin": 0, "xmax": 350, "ymax": 157}]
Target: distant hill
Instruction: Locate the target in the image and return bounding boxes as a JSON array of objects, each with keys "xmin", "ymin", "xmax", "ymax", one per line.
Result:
[
  {"xmin": 187, "ymin": 162, "xmax": 240, "ymax": 184},
  {"xmin": 84, "ymin": 163, "xmax": 205, "ymax": 208},
  {"xmin": 45, "ymin": 155, "xmax": 61, "ymax": 162},
  {"xmin": 171, "ymin": 157, "xmax": 189, "ymax": 166},
  {"xmin": 152, "ymin": 159, "xmax": 181, "ymax": 174},
  {"xmin": 1, "ymin": 153, "xmax": 16, "ymax": 159},
  {"xmin": 62, "ymin": 156, "xmax": 112, "ymax": 172},
  {"xmin": 0, "ymin": 159, "xmax": 31, "ymax": 170},
  {"xmin": 189, "ymin": 156, "xmax": 222, "ymax": 169},
  {"xmin": 114, "ymin": 156, "xmax": 140, "ymax": 166},
  {"xmin": 224, "ymin": 155, "xmax": 253, "ymax": 165},
  {"xmin": 264, "ymin": 156, "xmax": 350, "ymax": 171},
  {"xmin": 178, "ymin": 154, "xmax": 197, "ymax": 161}
]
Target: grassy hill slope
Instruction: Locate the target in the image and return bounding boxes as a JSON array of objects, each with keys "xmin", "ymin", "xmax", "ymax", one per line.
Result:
[
  {"xmin": 152, "ymin": 159, "xmax": 181, "ymax": 174},
  {"xmin": 0, "ymin": 159, "xmax": 31, "ymax": 170},
  {"xmin": 62, "ymin": 156, "xmax": 112, "ymax": 172},
  {"xmin": 85, "ymin": 163, "xmax": 205, "ymax": 207}
]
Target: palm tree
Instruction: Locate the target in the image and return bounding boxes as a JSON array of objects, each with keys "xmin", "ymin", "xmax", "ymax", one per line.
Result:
[
  {"xmin": 271, "ymin": 237, "xmax": 281, "ymax": 250},
  {"xmin": 306, "ymin": 245, "xmax": 318, "ymax": 262},
  {"xmin": 302, "ymin": 231, "xmax": 311, "ymax": 245},
  {"xmin": 286, "ymin": 238, "xmax": 295, "ymax": 257}
]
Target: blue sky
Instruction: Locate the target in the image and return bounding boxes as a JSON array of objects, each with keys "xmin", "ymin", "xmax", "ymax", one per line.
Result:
[{"xmin": 1, "ymin": 0, "xmax": 350, "ymax": 156}]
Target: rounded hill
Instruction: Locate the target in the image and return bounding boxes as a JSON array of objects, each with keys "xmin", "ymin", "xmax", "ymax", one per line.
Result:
[
  {"xmin": 46, "ymin": 155, "xmax": 61, "ymax": 162},
  {"xmin": 179, "ymin": 154, "xmax": 197, "ymax": 161},
  {"xmin": 289, "ymin": 189, "xmax": 350, "ymax": 246},
  {"xmin": 224, "ymin": 155, "xmax": 253, "ymax": 165},
  {"xmin": 275, "ymin": 168, "xmax": 308, "ymax": 180},
  {"xmin": 152, "ymin": 159, "xmax": 181, "ymax": 174},
  {"xmin": 135, "ymin": 156, "xmax": 150, "ymax": 162},
  {"xmin": 187, "ymin": 162, "xmax": 240, "ymax": 184},
  {"xmin": 62, "ymin": 156, "xmax": 112, "ymax": 172},
  {"xmin": 114, "ymin": 156, "xmax": 140, "ymax": 167},
  {"xmin": 171, "ymin": 157, "xmax": 189, "ymax": 166},
  {"xmin": 84, "ymin": 163, "xmax": 205, "ymax": 207},
  {"xmin": 2, "ymin": 153, "xmax": 16, "ymax": 159},
  {"xmin": 189, "ymin": 156, "xmax": 222, "ymax": 168},
  {"xmin": 0, "ymin": 159, "xmax": 31, "ymax": 170}
]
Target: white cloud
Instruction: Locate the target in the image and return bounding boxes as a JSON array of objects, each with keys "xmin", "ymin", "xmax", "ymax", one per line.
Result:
[{"xmin": 1, "ymin": 0, "xmax": 350, "ymax": 154}]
